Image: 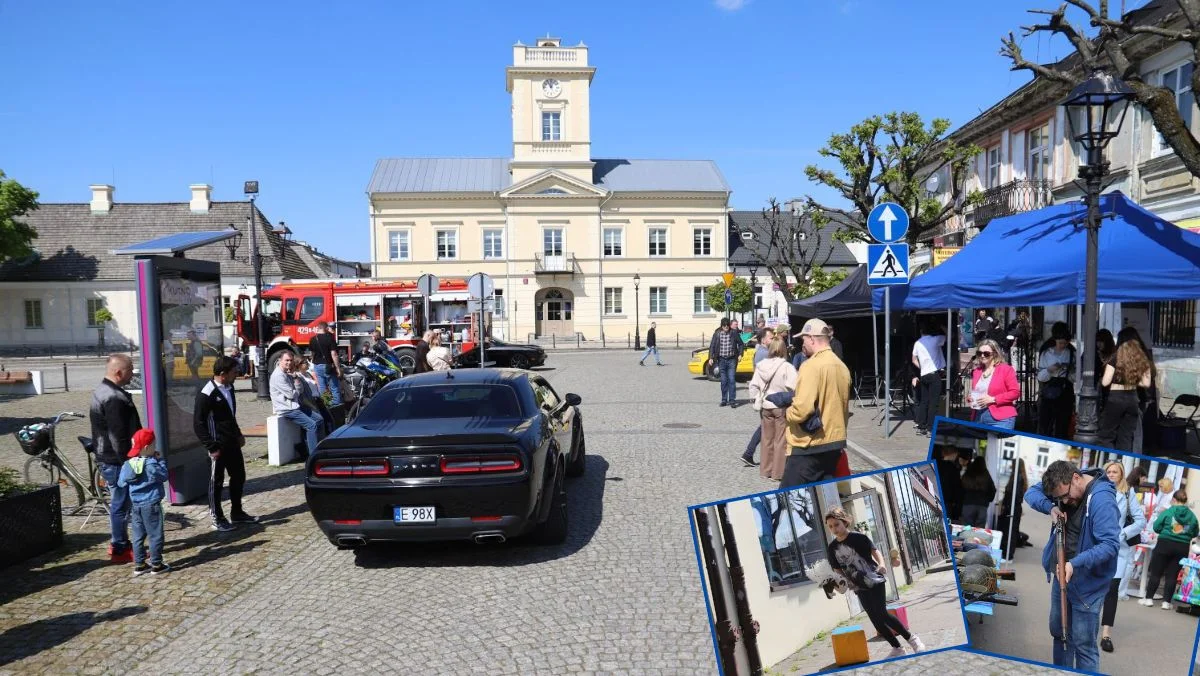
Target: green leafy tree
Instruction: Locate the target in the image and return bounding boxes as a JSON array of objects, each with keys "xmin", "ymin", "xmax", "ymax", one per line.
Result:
[
  {"xmin": 803, "ymin": 112, "xmax": 982, "ymax": 245},
  {"xmin": 0, "ymin": 171, "xmax": 39, "ymax": 264},
  {"xmin": 794, "ymin": 266, "xmax": 849, "ymax": 299},
  {"xmin": 706, "ymin": 277, "xmax": 753, "ymax": 314}
]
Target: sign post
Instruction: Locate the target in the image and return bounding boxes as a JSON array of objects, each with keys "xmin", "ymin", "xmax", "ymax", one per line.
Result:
[
  {"xmin": 866, "ymin": 203, "xmax": 911, "ymax": 439},
  {"xmin": 468, "ymin": 272, "xmax": 494, "ymax": 366}
]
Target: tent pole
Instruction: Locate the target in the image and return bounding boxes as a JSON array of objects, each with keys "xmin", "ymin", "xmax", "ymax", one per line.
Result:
[
  {"xmin": 885, "ymin": 288, "xmax": 891, "ymax": 439},
  {"xmin": 946, "ymin": 308, "xmax": 952, "ymax": 418},
  {"xmin": 872, "ymin": 310, "xmax": 879, "ymax": 397}
]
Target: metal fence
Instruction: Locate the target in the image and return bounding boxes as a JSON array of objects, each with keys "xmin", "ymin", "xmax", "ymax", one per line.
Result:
[
  {"xmin": 0, "ymin": 343, "xmax": 140, "ymax": 359},
  {"xmin": 889, "ymin": 470, "xmax": 950, "ymax": 573},
  {"xmin": 1151, "ymin": 300, "xmax": 1197, "ymax": 350}
]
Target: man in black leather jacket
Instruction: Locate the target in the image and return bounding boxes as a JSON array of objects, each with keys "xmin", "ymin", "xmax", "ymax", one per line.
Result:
[{"xmin": 89, "ymin": 353, "xmax": 143, "ymax": 561}]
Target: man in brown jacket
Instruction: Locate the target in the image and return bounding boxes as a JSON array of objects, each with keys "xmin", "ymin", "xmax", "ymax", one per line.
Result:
[{"xmin": 783, "ymin": 318, "xmax": 851, "ymax": 487}]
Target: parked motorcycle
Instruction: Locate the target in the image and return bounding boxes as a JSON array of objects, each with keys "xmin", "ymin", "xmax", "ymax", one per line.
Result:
[{"xmin": 343, "ymin": 350, "xmax": 404, "ymax": 424}]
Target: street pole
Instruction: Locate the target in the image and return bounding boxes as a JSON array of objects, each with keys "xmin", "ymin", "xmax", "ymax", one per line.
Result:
[
  {"xmin": 884, "ymin": 287, "xmax": 891, "ymax": 439},
  {"xmin": 634, "ymin": 277, "xmax": 641, "ymax": 351},
  {"xmin": 717, "ymin": 503, "xmax": 763, "ymax": 675},
  {"xmin": 1074, "ymin": 145, "xmax": 1105, "ymax": 445},
  {"xmin": 249, "ymin": 198, "xmax": 270, "ymax": 400}
]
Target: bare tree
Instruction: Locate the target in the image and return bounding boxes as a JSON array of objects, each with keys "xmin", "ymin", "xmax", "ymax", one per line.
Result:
[
  {"xmin": 1001, "ymin": 1, "xmax": 1200, "ymax": 176},
  {"xmin": 734, "ymin": 198, "xmax": 840, "ymax": 305}
]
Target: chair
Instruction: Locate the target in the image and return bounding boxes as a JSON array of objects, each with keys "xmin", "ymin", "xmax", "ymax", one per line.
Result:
[
  {"xmin": 853, "ymin": 373, "xmax": 881, "ymax": 409},
  {"xmin": 1161, "ymin": 394, "xmax": 1200, "ymax": 453}
]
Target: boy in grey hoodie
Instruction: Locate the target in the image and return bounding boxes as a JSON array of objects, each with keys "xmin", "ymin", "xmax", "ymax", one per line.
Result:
[{"xmin": 117, "ymin": 428, "xmax": 170, "ymax": 576}]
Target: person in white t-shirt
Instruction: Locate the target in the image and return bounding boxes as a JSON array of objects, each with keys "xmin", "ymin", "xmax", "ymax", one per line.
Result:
[{"xmin": 910, "ymin": 322, "xmax": 947, "ymax": 436}]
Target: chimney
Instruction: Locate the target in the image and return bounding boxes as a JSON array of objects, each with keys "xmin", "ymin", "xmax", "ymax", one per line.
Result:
[
  {"xmin": 189, "ymin": 184, "xmax": 212, "ymax": 213},
  {"xmin": 89, "ymin": 184, "xmax": 114, "ymax": 213}
]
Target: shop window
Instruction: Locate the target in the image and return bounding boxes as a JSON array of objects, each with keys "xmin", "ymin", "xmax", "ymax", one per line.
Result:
[{"xmin": 750, "ymin": 488, "xmax": 829, "ymax": 592}]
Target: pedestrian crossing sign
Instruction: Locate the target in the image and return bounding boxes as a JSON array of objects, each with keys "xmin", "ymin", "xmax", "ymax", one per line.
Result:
[{"xmin": 867, "ymin": 243, "xmax": 909, "ymax": 286}]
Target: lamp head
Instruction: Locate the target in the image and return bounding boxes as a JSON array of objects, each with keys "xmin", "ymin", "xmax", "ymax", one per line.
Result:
[{"xmin": 1062, "ymin": 69, "xmax": 1136, "ymax": 154}]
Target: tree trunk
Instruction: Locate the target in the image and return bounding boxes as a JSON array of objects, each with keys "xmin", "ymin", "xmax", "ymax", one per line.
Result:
[{"xmin": 1133, "ymin": 79, "xmax": 1200, "ymax": 176}]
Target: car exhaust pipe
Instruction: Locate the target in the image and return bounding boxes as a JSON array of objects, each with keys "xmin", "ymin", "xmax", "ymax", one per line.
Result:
[
  {"xmin": 473, "ymin": 532, "xmax": 506, "ymax": 544},
  {"xmin": 336, "ymin": 536, "xmax": 366, "ymax": 548}
]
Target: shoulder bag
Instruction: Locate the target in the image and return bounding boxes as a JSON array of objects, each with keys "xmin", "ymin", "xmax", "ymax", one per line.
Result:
[
  {"xmin": 1124, "ymin": 490, "xmax": 1142, "ymax": 547},
  {"xmin": 752, "ymin": 361, "xmax": 785, "ymax": 412}
]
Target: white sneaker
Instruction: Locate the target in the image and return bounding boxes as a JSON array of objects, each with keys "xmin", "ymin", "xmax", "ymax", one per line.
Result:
[
  {"xmin": 1162, "ymin": 601, "xmax": 1173, "ymax": 610},
  {"xmin": 907, "ymin": 635, "xmax": 926, "ymax": 652},
  {"xmin": 1118, "ymin": 594, "xmax": 1130, "ymax": 601},
  {"xmin": 1139, "ymin": 598, "xmax": 1155, "ymax": 607},
  {"xmin": 886, "ymin": 646, "xmax": 907, "ymax": 659}
]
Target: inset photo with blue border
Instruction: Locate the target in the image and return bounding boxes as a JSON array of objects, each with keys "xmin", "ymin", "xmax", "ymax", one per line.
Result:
[
  {"xmin": 688, "ymin": 462, "xmax": 968, "ymax": 675},
  {"xmin": 931, "ymin": 417, "xmax": 1200, "ymax": 675}
]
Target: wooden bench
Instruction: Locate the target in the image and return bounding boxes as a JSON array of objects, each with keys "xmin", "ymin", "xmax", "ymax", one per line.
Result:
[{"xmin": 0, "ymin": 370, "xmax": 43, "ymax": 395}]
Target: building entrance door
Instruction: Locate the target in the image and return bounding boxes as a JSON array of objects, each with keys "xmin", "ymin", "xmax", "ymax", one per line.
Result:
[{"xmin": 535, "ymin": 288, "xmax": 574, "ymax": 337}]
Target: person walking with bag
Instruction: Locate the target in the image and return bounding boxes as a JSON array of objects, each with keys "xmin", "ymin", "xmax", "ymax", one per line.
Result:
[
  {"xmin": 824, "ymin": 507, "xmax": 925, "ymax": 658},
  {"xmin": 782, "ymin": 319, "xmax": 850, "ymax": 486},
  {"xmin": 1140, "ymin": 489, "xmax": 1199, "ymax": 609},
  {"xmin": 1099, "ymin": 461, "xmax": 1145, "ymax": 653},
  {"xmin": 747, "ymin": 336, "xmax": 797, "ymax": 481},
  {"xmin": 638, "ymin": 322, "xmax": 663, "ymax": 366}
]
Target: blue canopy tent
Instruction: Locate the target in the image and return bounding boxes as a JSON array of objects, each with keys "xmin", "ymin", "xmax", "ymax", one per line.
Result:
[{"xmin": 872, "ymin": 192, "xmax": 1200, "ymax": 311}]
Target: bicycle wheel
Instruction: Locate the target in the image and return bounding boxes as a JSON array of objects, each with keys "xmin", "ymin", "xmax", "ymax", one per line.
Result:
[
  {"xmin": 24, "ymin": 456, "xmax": 87, "ymax": 513},
  {"xmin": 23, "ymin": 454, "xmax": 58, "ymax": 488}
]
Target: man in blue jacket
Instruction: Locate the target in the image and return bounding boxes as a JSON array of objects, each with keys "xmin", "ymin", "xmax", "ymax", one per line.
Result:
[{"xmin": 1024, "ymin": 460, "xmax": 1120, "ymax": 672}]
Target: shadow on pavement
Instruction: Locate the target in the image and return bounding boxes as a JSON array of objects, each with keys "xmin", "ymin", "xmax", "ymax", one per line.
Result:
[
  {"xmin": 0, "ymin": 414, "xmax": 53, "ymax": 435},
  {"xmin": 0, "ymin": 605, "xmax": 147, "ymax": 667},
  {"xmin": 352, "ymin": 455, "xmax": 609, "ymax": 569},
  {"xmin": 168, "ymin": 539, "xmax": 269, "ymax": 572},
  {"xmin": 0, "ymin": 533, "xmax": 110, "ymax": 606},
  {"xmin": 161, "ymin": 502, "xmax": 310, "ymax": 555}
]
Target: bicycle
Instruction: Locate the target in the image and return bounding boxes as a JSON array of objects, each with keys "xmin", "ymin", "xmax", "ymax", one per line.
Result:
[{"xmin": 17, "ymin": 411, "xmax": 111, "ymax": 524}]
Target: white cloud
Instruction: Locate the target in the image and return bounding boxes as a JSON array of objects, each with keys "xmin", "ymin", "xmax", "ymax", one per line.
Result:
[{"xmin": 714, "ymin": 0, "xmax": 749, "ymax": 11}]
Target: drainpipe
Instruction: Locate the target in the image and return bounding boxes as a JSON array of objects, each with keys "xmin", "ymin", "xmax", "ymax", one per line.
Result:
[
  {"xmin": 716, "ymin": 503, "xmax": 762, "ymax": 675},
  {"xmin": 883, "ymin": 473, "xmax": 914, "ymax": 585},
  {"xmin": 694, "ymin": 507, "xmax": 739, "ymax": 675},
  {"xmin": 598, "ymin": 190, "xmax": 614, "ymax": 341},
  {"xmin": 500, "ymin": 190, "xmax": 513, "ymax": 341}
]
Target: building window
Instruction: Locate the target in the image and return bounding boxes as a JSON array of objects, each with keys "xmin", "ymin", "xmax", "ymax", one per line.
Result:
[
  {"xmin": 543, "ymin": 228, "xmax": 564, "ymax": 257},
  {"xmin": 603, "ymin": 287, "xmax": 623, "ymax": 315},
  {"xmin": 693, "ymin": 228, "xmax": 712, "ymax": 256},
  {"xmin": 753, "ymin": 285, "xmax": 763, "ymax": 310},
  {"xmin": 86, "ymin": 299, "xmax": 107, "ymax": 328},
  {"xmin": 388, "ymin": 231, "xmax": 410, "ymax": 261},
  {"xmin": 436, "ymin": 230, "xmax": 457, "ymax": 260},
  {"xmin": 649, "ymin": 286, "xmax": 667, "ymax": 314},
  {"xmin": 541, "ymin": 112, "xmax": 561, "ymax": 141},
  {"xmin": 492, "ymin": 289, "xmax": 505, "ymax": 318},
  {"xmin": 603, "ymin": 228, "xmax": 623, "ymax": 257},
  {"xmin": 987, "ymin": 146, "xmax": 1001, "ymax": 188},
  {"xmin": 1150, "ymin": 300, "xmax": 1197, "ymax": 349},
  {"xmin": 1159, "ymin": 63, "xmax": 1194, "ymax": 153},
  {"xmin": 1028, "ymin": 123, "xmax": 1051, "ymax": 182},
  {"xmin": 694, "ymin": 287, "xmax": 712, "ymax": 314},
  {"xmin": 648, "ymin": 228, "xmax": 667, "ymax": 257},
  {"xmin": 24, "ymin": 299, "xmax": 43, "ymax": 329},
  {"xmin": 749, "ymin": 489, "xmax": 829, "ymax": 592},
  {"xmin": 483, "ymin": 229, "xmax": 504, "ymax": 260}
]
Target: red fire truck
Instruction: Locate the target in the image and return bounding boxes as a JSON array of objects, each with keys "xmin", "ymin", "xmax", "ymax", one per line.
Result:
[{"xmin": 235, "ymin": 278, "xmax": 487, "ymax": 377}]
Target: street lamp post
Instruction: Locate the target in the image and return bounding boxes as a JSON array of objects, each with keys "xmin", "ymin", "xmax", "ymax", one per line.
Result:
[
  {"xmin": 1061, "ymin": 70, "xmax": 1135, "ymax": 445},
  {"xmin": 633, "ymin": 273, "xmax": 641, "ymax": 350},
  {"xmin": 241, "ymin": 180, "xmax": 272, "ymax": 400},
  {"xmin": 748, "ymin": 261, "xmax": 759, "ymax": 328}
]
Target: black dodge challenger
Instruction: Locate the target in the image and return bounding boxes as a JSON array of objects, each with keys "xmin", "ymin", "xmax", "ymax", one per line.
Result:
[
  {"xmin": 451, "ymin": 339, "xmax": 547, "ymax": 370},
  {"xmin": 305, "ymin": 368, "xmax": 585, "ymax": 548}
]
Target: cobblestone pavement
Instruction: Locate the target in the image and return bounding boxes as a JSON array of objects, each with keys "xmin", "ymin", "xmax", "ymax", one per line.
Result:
[
  {"xmin": 0, "ymin": 352, "xmax": 1095, "ymax": 674},
  {"xmin": 767, "ymin": 569, "xmax": 968, "ymax": 674}
]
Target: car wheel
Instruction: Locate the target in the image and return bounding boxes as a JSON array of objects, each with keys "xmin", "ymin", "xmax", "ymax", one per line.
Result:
[
  {"xmin": 705, "ymin": 359, "xmax": 718, "ymax": 382},
  {"xmin": 509, "ymin": 354, "xmax": 530, "ymax": 370},
  {"xmin": 566, "ymin": 422, "xmax": 586, "ymax": 478},
  {"xmin": 530, "ymin": 474, "xmax": 568, "ymax": 545}
]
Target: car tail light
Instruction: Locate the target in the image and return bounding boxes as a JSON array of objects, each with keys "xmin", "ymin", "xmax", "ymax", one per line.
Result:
[
  {"xmin": 440, "ymin": 454, "xmax": 523, "ymax": 474},
  {"xmin": 333, "ymin": 519, "xmax": 362, "ymax": 525},
  {"xmin": 470, "ymin": 515, "xmax": 503, "ymax": 522},
  {"xmin": 314, "ymin": 459, "xmax": 391, "ymax": 477}
]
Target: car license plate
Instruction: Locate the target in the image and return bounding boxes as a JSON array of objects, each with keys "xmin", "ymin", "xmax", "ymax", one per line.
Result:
[{"xmin": 393, "ymin": 506, "xmax": 436, "ymax": 523}]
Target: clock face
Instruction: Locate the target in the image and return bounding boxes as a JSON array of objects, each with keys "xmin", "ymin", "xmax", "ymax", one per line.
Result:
[{"xmin": 542, "ymin": 78, "xmax": 562, "ymax": 98}]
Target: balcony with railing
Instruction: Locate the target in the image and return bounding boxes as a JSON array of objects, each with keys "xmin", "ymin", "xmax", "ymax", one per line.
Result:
[
  {"xmin": 533, "ymin": 251, "xmax": 577, "ymax": 275},
  {"xmin": 513, "ymin": 43, "xmax": 588, "ymax": 67},
  {"xmin": 974, "ymin": 179, "xmax": 1053, "ymax": 230}
]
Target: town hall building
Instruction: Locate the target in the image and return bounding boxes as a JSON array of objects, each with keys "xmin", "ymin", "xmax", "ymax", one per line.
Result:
[{"xmin": 367, "ymin": 38, "xmax": 732, "ymax": 343}]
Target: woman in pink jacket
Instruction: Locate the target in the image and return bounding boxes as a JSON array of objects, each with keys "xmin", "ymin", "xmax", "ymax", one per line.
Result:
[{"xmin": 968, "ymin": 339, "xmax": 1021, "ymax": 430}]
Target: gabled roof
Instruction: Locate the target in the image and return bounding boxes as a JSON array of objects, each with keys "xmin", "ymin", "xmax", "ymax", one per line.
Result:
[
  {"xmin": 0, "ymin": 202, "xmax": 321, "ymax": 282},
  {"xmin": 728, "ymin": 210, "xmax": 858, "ymax": 270},
  {"xmin": 367, "ymin": 157, "xmax": 730, "ymax": 194}
]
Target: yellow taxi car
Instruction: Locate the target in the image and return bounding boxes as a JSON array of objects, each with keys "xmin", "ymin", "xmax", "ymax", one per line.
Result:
[
  {"xmin": 164, "ymin": 339, "xmax": 221, "ymax": 380},
  {"xmin": 687, "ymin": 332, "xmax": 759, "ymax": 381}
]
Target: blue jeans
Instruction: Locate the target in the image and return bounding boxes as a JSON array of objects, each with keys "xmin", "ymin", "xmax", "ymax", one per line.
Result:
[
  {"xmin": 100, "ymin": 463, "xmax": 130, "ymax": 551},
  {"xmin": 281, "ymin": 408, "xmax": 323, "ymax": 454},
  {"xmin": 130, "ymin": 500, "xmax": 164, "ymax": 566},
  {"xmin": 1049, "ymin": 581, "xmax": 1102, "ymax": 672},
  {"xmin": 314, "ymin": 364, "xmax": 342, "ymax": 405},
  {"xmin": 639, "ymin": 346, "xmax": 661, "ymax": 365},
  {"xmin": 718, "ymin": 357, "xmax": 737, "ymax": 404},
  {"xmin": 977, "ymin": 410, "xmax": 1016, "ymax": 430}
]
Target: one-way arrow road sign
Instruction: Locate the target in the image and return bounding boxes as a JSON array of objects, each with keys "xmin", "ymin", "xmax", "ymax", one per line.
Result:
[
  {"xmin": 867, "ymin": 243, "xmax": 909, "ymax": 286},
  {"xmin": 867, "ymin": 203, "xmax": 909, "ymax": 243}
]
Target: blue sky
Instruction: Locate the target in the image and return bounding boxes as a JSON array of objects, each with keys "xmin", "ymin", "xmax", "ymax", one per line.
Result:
[{"xmin": 0, "ymin": 1, "xmax": 1113, "ymax": 262}]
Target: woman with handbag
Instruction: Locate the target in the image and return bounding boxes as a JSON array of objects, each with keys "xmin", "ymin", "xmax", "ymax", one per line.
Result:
[
  {"xmin": 747, "ymin": 337, "xmax": 797, "ymax": 481},
  {"xmin": 1099, "ymin": 461, "xmax": 1146, "ymax": 653},
  {"xmin": 1036, "ymin": 322, "xmax": 1076, "ymax": 438},
  {"xmin": 824, "ymin": 507, "xmax": 925, "ymax": 659}
]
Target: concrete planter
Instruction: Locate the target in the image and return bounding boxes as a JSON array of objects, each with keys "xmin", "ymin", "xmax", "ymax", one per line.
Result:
[{"xmin": 0, "ymin": 484, "xmax": 64, "ymax": 568}]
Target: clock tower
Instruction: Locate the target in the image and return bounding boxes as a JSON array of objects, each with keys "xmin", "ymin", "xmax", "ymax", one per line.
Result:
[{"xmin": 506, "ymin": 37, "xmax": 597, "ymax": 184}]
